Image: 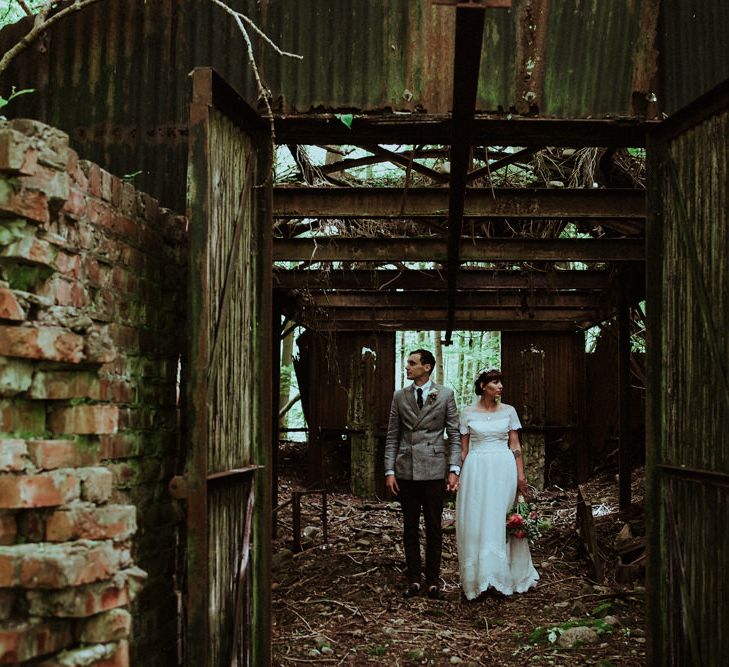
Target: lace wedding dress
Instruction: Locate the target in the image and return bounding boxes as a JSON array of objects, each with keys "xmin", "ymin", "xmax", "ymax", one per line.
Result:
[{"xmin": 456, "ymin": 404, "xmax": 539, "ymax": 599}]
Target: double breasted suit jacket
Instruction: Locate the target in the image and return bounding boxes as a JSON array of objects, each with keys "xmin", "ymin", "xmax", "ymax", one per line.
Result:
[{"xmin": 384, "ymin": 382, "xmax": 461, "ymax": 481}]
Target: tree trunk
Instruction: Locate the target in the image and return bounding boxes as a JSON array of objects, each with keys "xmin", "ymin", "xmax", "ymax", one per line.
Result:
[
  {"xmin": 434, "ymin": 331, "xmax": 443, "ymax": 384},
  {"xmin": 279, "ymin": 320, "xmax": 295, "ymax": 428}
]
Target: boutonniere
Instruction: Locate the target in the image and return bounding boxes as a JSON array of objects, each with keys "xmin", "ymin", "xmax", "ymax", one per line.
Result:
[{"xmin": 427, "ymin": 389, "xmax": 438, "ymax": 404}]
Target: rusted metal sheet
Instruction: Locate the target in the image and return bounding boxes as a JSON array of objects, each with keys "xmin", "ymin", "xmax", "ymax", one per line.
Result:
[
  {"xmin": 659, "ymin": 0, "xmax": 729, "ymax": 114},
  {"xmin": 184, "ymin": 68, "xmax": 272, "ymax": 666},
  {"xmin": 0, "ymin": 0, "xmax": 659, "ymax": 209},
  {"xmin": 501, "ymin": 332, "xmax": 586, "ymax": 484},
  {"xmin": 646, "ymin": 80, "xmax": 729, "ymax": 666},
  {"xmin": 271, "ymin": 186, "xmax": 646, "ymax": 218}
]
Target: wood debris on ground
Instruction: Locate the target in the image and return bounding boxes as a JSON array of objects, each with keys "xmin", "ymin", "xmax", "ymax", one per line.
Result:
[{"xmin": 272, "ymin": 441, "xmax": 646, "ymax": 666}]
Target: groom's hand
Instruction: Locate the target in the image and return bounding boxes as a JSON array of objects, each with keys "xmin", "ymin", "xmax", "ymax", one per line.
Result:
[
  {"xmin": 446, "ymin": 472, "xmax": 459, "ymax": 492},
  {"xmin": 385, "ymin": 474, "xmax": 399, "ymax": 496}
]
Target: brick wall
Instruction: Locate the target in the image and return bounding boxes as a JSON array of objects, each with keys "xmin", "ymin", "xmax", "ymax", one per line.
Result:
[{"xmin": 0, "ymin": 119, "xmax": 186, "ymax": 665}]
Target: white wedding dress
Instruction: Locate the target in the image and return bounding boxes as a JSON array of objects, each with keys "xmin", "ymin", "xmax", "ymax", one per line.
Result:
[{"xmin": 456, "ymin": 403, "xmax": 539, "ymax": 599}]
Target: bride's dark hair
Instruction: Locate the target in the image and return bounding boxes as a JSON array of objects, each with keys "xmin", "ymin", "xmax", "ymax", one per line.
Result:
[{"xmin": 474, "ymin": 369, "xmax": 504, "ymax": 395}]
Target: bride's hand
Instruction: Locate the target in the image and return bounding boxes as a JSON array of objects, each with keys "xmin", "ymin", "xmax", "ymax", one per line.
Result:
[{"xmin": 517, "ymin": 476, "xmax": 528, "ymax": 497}]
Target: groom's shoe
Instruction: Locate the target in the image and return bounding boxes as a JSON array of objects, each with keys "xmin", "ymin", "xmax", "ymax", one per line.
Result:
[
  {"xmin": 426, "ymin": 585, "xmax": 441, "ymax": 600},
  {"xmin": 404, "ymin": 582, "xmax": 421, "ymax": 598}
]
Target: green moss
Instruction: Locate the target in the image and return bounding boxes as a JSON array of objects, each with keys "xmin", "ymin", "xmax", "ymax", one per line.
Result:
[
  {"xmin": 0, "ymin": 263, "xmax": 52, "ymax": 291},
  {"xmin": 0, "ymin": 217, "xmax": 29, "ymax": 245}
]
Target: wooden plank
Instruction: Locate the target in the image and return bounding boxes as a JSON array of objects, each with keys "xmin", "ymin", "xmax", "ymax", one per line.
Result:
[
  {"xmin": 272, "ymin": 186, "xmax": 646, "ymax": 219},
  {"xmin": 273, "ymin": 237, "xmax": 645, "ymax": 262},
  {"xmin": 273, "ymin": 268, "xmax": 613, "ymax": 291},
  {"xmin": 576, "ymin": 484, "xmax": 604, "ymax": 582},
  {"xmin": 284, "ymin": 291, "xmax": 604, "ymax": 309},
  {"xmin": 274, "ymin": 114, "xmax": 657, "ymax": 147}
]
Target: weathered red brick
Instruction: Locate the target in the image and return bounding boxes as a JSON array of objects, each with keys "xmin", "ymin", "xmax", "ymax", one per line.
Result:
[
  {"xmin": 0, "ymin": 440, "xmax": 28, "ymax": 472},
  {"xmin": 0, "ymin": 325, "xmax": 84, "ymax": 363},
  {"xmin": 98, "ymin": 434, "xmax": 141, "ymax": 460},
  {"xmin": 54, "ymin": 251, "xmax": 83, "ymax": 278},
  {"xmin": 98, "ymin": 379, "xmax": 135, "ymax": 404},
  {"xmin": 26, "ymin": 568, "xmax": 144, "ymax": 617},
  {"xmin": 26, "ymin": 439, "xmax": 100, "ymax": 470},
  {"xmin": 0, "ymin": 618, "xmax": 73, "ymax": 663},
  {"xmin": 0, "ymin": 512, "xmax": 16, "ymax": 545},
  {"xmin": 0, "ymin": 234, "xmax": 55, "ymax": 266},
  {"xmin": 0, "ymin": 590, "xmax": 14, "ymax": 620},
  {"xmin": 0, "ymin": 180, "xmax": 49, "ymax": 223},
  {"xmin": 38, "ymin": 276, "xmax": 89, "ymax": 308},
  {"xmin": 0, "ymin": 399, "xmax": 45, "ymax": 435},
  {"xmin": 0, "ymin": 470, "xmax": 80, "ymax": 509},
  {"xmin": 0, "ymin": 128, "xmax": 36, "ymax": 174},
  {"xmin": 100, "ymin": 168, "xmax": 116, "ymax": 203},
  {"xmin": 80, "ymin": 160, "xmax": 102, "ymax": 197},
  {"xmin": 0, "ymin": 540, "xmax": 127, "ymax": 588},
  {"xmin": 63, "ymin": 185, "xmax": 87, "ymax": 218},
  {"xmin": 87, "ymin": 198, "xmax": 112, "ymax": 229},
  {"xmin": 83, "ymin": 329, "xmax": 117, "ymax": 364},
  {"xmin": 0, "ymin": 288, "xmax": 25, "ymax": 321},
  {"xmin": 110, "ymin": 213, "xmax": 138, "ymax": 241},
  {"xmin": 48, "ymin": 406, "xmax": 119, "ymax": 436},
  {"xmin": 23, "ymin": 164, "xmax": 70, "ymax": 204},
  {"xmin": 76, "ymin": 609, "xmax": 132, "ymax": 644},
  {"xmin": 78, "ymin": 467, "xmax": 113, "ymax": 503},
  {"xmin": 0, "ymin": 358, "xmax": 34, "ymax": 396},
  {"xmin": 39, "ymin": 639, "xmax": 130, "ymax": 667},
  {"xmin": 46, "ymin": 505, "xmax": 135, "ymax": 542},
  {"xmin": 29, "ymin": 371, "xmax": 101, "ymax": 400}
]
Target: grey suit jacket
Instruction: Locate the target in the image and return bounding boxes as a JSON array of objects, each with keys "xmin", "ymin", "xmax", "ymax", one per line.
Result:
[{"xmin": 384, "ymin": 382, "xmax": 461, "ymax": 480}]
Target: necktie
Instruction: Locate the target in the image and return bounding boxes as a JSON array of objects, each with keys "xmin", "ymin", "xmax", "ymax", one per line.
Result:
[{"xmin": 416, "ymin": 387, "xmax": 424, "ymax": 409}]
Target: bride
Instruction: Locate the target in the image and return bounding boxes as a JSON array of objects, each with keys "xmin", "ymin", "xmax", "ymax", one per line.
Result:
[{"xmin": 455, "ymin": 369, "xmax": 539, "ymax": 599}]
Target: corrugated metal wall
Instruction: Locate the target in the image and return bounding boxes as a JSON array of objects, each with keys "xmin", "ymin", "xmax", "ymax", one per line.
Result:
[
  {"xmin": 294, "ymin": 330, "xmax": 395, "ymax": 494},
  {"xmin": 646, "ymin": 80, "xmax": 729, "ymax": 665},
  {"xmin": 501, "ymin": 331, "xmax": 586, "ymax": 484},
  {"xmin": 0, "ymin": 0, "xmax": 659, "ymax": 210},
  {"xmin": 658, "ymin": 1, "xmax": 729, "ymax": 114}
]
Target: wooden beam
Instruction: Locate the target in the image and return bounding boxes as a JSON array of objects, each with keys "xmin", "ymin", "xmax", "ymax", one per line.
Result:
[
  {"xmin": 362, "ymin": 145, "xmax": 449, "ymax": 183},
  {"xmin": 273, "ymin": 268, "xmax": 613, "ymax": 291},
  {"xmin": 273, "ymin": 237, "xmax": 645, "ymax": 262},
  {"xmin": 272, "ymin": 187, "xmax": 645, "ymax": 219},
  {"xmin": 285, "ymin": 291, "xmax": 605, "ymax": 309},
  {"xmin": 274, "ymin": 114, "xmax": 657, "ymax": 147},
  {"xmin": 282, "ymin": 317, "xmax": 595, "ymax": 333}
]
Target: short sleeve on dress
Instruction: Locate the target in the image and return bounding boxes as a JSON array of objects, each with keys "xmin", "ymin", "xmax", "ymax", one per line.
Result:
[
  {"xmin": 459, "ymin": 408, "xmax": 470, "ymax": 435},
  {"xmin": 508, "ymin": 405, "xmax": 522, "ymax": 431}
]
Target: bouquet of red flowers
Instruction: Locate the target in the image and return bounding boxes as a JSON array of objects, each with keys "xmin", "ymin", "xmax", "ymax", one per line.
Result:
[{"xmin": 506, "ymin": 495, "xmax": 548, "ymax": 543}]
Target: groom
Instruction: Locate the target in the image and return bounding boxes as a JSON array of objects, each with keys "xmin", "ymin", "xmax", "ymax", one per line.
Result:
[{"xmin": 384, "ymin": 348, "xmax": 461, "ymax": 599}]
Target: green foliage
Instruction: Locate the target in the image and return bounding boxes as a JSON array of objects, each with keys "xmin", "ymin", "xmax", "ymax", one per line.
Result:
[
  {"xmin": 335, "ymin": 113, "xmax": 353, "ymax": 129},
  {"xmin": 528, "ymin": 618, "xmax": 614, "ymax": 645},
  {"xmin": 0, "ymin": 86, "xmax": 34, "ymax": 114},
  {"xmin": 367, "ymin": 644, "xmax": 389, "ymax": 656}
]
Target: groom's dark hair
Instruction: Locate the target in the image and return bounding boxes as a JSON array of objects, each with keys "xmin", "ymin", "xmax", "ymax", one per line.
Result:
[{"xmin": 410, "ymin": 348, "xmax": 436, "ymax": 371}]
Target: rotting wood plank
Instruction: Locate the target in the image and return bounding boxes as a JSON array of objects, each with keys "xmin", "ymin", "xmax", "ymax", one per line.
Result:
[
  {"xmin": 285, "ymin": 307, "xmax": 606, "ymax": 323},
  {"xmin": 273, "ymin": 269, "xmax": 613, "ymax": 290},
  {"xmin": 274, "ymin": 114, "xmax": 656, "ymax": 147},
  {"xmin": 273, "ymin": 237, "xmax": 644, "ymax": 262},
  {"xmin": 272, "ymin": 187, "xmax": 646, "ymax": 219},
  {"xmin": 284, "ymin": 291, "xmax": 605, "ymax": 309},
  {"xmin": 280, "ymin": 318, "xmax": 593, "ymax": 333}
]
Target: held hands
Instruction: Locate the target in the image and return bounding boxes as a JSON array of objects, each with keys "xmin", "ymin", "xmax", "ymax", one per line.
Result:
[
  {"xmin": 446, "ymin": 472, "xmax": 460, "ymax": 492},
  {"xmin": 385, "ymin": 474, "xmax": 400, "ymax": 496}
]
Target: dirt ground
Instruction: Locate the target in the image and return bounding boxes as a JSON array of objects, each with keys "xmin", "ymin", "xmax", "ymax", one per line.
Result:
[{"xmin": 272, "ymin": 442, "xmax": 646, "ymax": 666}]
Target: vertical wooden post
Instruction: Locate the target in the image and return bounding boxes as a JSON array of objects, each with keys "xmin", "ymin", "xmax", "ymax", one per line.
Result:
[
  {"xmin": 271, "ymin": 303, "xmax": 282, "ymax": 539},
  {"xmin": 618, "ymin": 285, "xmax": 632, "ymax": 512}
]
